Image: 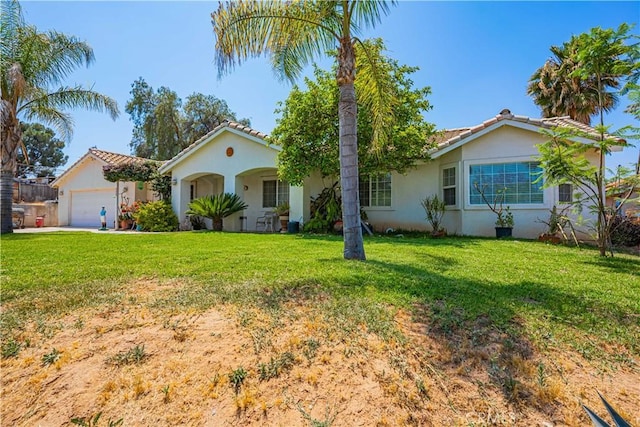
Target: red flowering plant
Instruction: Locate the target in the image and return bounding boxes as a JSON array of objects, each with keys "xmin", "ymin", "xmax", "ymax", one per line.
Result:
[{"xmin": 119, "ymin": 200, "xmax": 143, "ymax": 221}]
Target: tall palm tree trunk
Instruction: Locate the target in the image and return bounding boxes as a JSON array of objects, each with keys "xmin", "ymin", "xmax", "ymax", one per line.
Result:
[
  {"xmin": 337, "ymin": 37, "xmax": 365, "ymax": 260},
  {"xmin": 1, "ymin": 116, "xmax": 21, "ymax": 234}
]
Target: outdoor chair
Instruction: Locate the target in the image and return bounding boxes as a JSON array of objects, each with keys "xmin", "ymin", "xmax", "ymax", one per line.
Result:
[{"xmin": 256, "ymin": 212, "xmax": 277, "ymax": 232}]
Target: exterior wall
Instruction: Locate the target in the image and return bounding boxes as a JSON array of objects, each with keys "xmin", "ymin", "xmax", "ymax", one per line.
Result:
[
  {"xmin": 459, "ymin": 125, "xmax": 550, "ymax": 238},
  {"xmin": 55, "ymin": 156, "xmax": 117, "ymax": 226},
  {"xmin": 14, "ymin": 201, "xmax": 58, "ymax": 227}
]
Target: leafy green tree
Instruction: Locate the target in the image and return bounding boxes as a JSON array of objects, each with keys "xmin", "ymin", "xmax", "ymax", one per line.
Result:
[
  {"xmin": 186, "ymin": 193, "xmax": 248, "ymax": 231},
  {"xmin": 125, "ymin": 77, "xmax": 249, "ymax": 160},
  {"xmin": 536, "ymin": 24, "xmax": 639, "ymax": 256},
  {"xmin": 272, "ymin": 39, "xmax": 435, "ymax": 185},
  {"xmin": 1, "ymin": 0, "xmax": 119, "ymax": 233},
  {"xmin": 16, "ymin": 122, "xmax": 68, "ymax": 178},
  {"xmin": 212, "ymin": 0, "xmax": 397, "ymax": 260},
  {"xmin": 182, "ymin": 93, "xmax": 250, "ymax": 146}
]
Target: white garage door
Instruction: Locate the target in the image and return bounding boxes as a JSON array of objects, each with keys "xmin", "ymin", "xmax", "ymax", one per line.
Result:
[{"xmin": 70, "ymin": 190, "xmax": 116, "ymax": 227}]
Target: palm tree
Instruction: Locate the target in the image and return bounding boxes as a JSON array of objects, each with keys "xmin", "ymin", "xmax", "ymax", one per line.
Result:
[
  {"xmin": 1, "ymin": 0, "xmax": 119, "ymax": 233},
  {"xmin": 211, "ymin": 0, "xmax": 396, "ymax": 260},
  {"xmin": 186, "ymin": 193, "xmax": 248, "ymax": 231},
  {"xmin": 527, "ymin": 43, "xmax": 619, "ymax": 125}
]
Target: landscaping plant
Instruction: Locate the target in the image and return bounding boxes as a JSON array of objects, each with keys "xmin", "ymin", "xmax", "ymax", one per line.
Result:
[
  {"xmin": 186, "ymin": 193, "xmax": 248, "ymax": 231},
  {"xmin": 134, "ymin": 201, "xmax": 179, "ymax": 232}
]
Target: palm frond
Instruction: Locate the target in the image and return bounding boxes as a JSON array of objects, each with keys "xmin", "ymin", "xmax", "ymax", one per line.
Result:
[
  {"xmin": 21, "ymin": 98, "xmax": 74, "ymax": 141},
  {"xmin": 14, "ymin": 26, "xmax": 94, "ymax": 89},
  {"xmin": 348, "ymin": 0, "xmax": 395, "ymax": 33},
  {"xmin": 354, "ymin": 38, "xmax": 397, "ymax": 152},
  {"xmin": 212, "ymin": 0, "xmax": 339, "ymax": 82},
  {"xmin": 0, "ymin": 0, "xmax": 24, "ymax": 65},
  {"xmin": 20, "ymin": 85, "xmax": 119, "ymax": 121}
]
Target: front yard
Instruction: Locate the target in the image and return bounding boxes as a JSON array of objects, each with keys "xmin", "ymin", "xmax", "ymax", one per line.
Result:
[{"xmin": 1, "ymin": 232, "xmax": 638, "ymax": 426}]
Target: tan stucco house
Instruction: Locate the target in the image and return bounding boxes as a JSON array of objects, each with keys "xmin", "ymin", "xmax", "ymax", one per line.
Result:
[
  {"xmin": 158, "ymin": 110, "xmax": 620, "ymax": 238},
  {"xmin": 51, "ymin": 149, "xmax": 157, "ymax": 228},
  {"xmin": 54, "ymin": 110, "xmax": 619, "ymax": 236}
]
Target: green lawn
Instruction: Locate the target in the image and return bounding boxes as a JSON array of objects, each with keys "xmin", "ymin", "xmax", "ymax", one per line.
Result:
[{"xmin": 1, "ymin": 232, "xmax": 639, "ymax": 361}]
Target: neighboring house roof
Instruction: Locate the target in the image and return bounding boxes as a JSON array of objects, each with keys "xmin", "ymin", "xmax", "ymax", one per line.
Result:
[
  {"xmin": 159, "ymin": 120, "xmax": 275, "ymax": 174},
  {"xmin": 430, "ymin": 109, "xmax": 624, "ymax": 158},
  {"xmin": 51, "ymin": 148, "xmax": 150, "ymax": 187}
]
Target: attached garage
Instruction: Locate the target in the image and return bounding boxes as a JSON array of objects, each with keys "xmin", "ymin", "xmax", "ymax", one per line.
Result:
[
  {"xmin": 51, "ymin": 148, "xmax": 155, "ymax": 228},
  {"xmin": 70, "ymin": 189, "xmax": 116, "ymax": 227}
]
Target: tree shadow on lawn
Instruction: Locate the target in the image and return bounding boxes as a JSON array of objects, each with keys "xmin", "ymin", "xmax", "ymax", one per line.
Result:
[
  {"xmin": 582, "ymin": 256, "xmax": 640, "ymax": 276},
  {"xmin": 341, "ymin": 258, "xmax": 639, "ymax": 401}
]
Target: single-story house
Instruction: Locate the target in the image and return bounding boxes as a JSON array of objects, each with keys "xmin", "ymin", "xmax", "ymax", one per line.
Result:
[
  {"xmin": 51, "ymin": 148, "xmax": 157, "ymax": 228},
  {"xmin": 158, "ymin": 109, "xmax": 621, "ymax": 238}
]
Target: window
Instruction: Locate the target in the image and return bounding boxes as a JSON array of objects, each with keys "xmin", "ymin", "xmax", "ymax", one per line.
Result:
[
  {"xmin": 190, "ymin": 183, "xmax": 196, "ymax": 201},
  {"xmin": 442, "ymin": 167, "xmax": 456, "ymax": 206},
  {"xmin": 262, "ymin": 179, "xmax": 289, "ymax": 208},
  {"xmin": 558, "ymin": 183, "xmax": 573, "ymax": 203},
  {"xmin": 360, "ymin": 174, "xmax": 392, "ymax": 207},
  {"xmin": 469, "ymin": 162, "xmax": 543, "ymax": 205}
]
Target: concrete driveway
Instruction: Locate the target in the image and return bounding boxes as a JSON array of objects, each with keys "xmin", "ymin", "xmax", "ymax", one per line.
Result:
[{"xmin": 13, "ymin": 226, "xmax": 136, "ymax": 234}]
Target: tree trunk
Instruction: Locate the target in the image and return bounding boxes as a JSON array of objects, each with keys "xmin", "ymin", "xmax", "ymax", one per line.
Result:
[
  {"xmin": 337, "ymin": 37, "xmax": 365, "ymax": 260},
  {"xmin": 0, "ymin": 171, "xmax": 14, "ymax": 234},
  {"xmin": 213, "ymin": 218, "xmax": 223, "ymax": 231},
  {"xmin": 1, "ymin": 113, "xmax": 21, "ymax": 234}
]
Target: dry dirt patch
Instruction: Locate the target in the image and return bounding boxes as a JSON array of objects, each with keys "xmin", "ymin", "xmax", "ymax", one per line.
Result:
[{"xmin": 1, "ymin": 279, "xmax": 638, "ymax": 426}]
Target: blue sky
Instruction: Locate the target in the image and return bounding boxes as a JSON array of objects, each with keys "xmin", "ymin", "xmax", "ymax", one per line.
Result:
[{"xmin": 19, "ymin": 1, "xmax": 640, "ymax": 174}]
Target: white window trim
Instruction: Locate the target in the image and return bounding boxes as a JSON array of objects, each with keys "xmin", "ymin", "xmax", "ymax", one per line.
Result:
[
  {"xmin": 463, "ymin": 157, "xmax": 551, "ymax": 210},
  {"xmin": 262, "ymin": 177, "xmax": 289, "ymax": 209},
  {"xmin": 441, "ymin": 163, "xmax": 459, "ymax": 209},
  {"xmin": 360, "ymin": 173, "xmax": 393, "ymax": 209}
]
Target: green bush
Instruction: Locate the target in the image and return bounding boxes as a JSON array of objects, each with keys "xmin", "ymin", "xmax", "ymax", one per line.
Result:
[{"xmin": 134, "ymin": 201, "xmax": 178, "ymax": 232}]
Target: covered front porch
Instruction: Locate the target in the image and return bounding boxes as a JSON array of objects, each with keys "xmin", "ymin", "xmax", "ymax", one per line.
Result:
[{"xmin": 174, "ymin": 167, "xmax": 305, "ymax": 232}]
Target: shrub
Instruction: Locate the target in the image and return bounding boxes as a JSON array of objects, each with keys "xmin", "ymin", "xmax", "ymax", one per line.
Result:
[
  {"xmin": 186, "ymin": 193, "xmax": 248, "ymax": 231},
  {"xmin": 420, "ymin": 194, "xmax": 446, "ymax": 235},
  {"xmin": 134, "ymin": 201, "xmax": 178, "ymax": 232},
  {"xmin": 610, "ymin": 215, "xmax": 640, "ymax": 247}
]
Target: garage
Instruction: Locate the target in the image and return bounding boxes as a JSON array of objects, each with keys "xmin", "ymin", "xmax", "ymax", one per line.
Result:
[{"xmin": 70, "ymin": 189, "xmax": 116, "ymax": 227}]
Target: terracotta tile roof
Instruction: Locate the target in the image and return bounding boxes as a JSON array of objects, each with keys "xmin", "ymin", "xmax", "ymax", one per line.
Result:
[
  {"xmin": 51, "ymin": 148, "xmax": 153, "ymax": 186},
  {"xmin": 159, "ymin": 120, "xmax": 271, "ymax": 173},
  {"xmin": 88, "ymin": 148, "xmax": 150, "ymax": 166},
  {"xmin": 431, "ymin": 109, "xmax": 624, "ymax": 154}
]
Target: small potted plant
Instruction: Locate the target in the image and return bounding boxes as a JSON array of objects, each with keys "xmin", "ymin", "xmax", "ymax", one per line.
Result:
[
  {"xmin": 473, "ymin": 183, "xmax": 514, "ymax": 238},
  {"xmin": 274, "ymin": 202, "xmax": 290, "ymax": 233},
  {"xmin": 420, "ymin": 194, "xmax": 447, "ymax": 237}
]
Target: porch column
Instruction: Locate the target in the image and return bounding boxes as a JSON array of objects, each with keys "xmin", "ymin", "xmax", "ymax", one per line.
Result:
[
  {"xmin": 172, "ymin": 176, "xmax": 190, "ymax": 222},
  {"xmin": 289, "ymin": 184, "xmax": 304, "ymax": 225}
]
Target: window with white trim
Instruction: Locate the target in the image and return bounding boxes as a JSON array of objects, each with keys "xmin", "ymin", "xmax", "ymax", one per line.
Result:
[
  {"xmin": 558, "ymin": 183, "xmax": 573, "ymax": 203},
  {"xmin": 359, "ymin": 174, "xmax": 392, "ymax": 207},
  {"xmin": 262, "ymin": 179, "xmax": 289, "ymax": 208},
  {"xmin": 469, "ymin": 162, "xmax": 543, "ymax": 205},
  {"xmin": 442, "ymin": 167, "xmax": 456, "ymax": 206}
]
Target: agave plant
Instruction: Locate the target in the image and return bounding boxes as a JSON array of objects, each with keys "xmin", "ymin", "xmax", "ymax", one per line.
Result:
[
  {"xmin": 583, "ymin": 391, "xmax": 631, "ymax": 427},
  {"xmin": 186, "ymin": 193, "xmax": 248, "ymax": 231}
]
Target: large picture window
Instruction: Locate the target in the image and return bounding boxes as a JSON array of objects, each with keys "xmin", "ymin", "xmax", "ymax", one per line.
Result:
[
  {"xmin": 360, "ymin": 174, "xmax": 392, "ymax": 207},
  {"xmin": 262, "ymin": 179, "xmax": 289, "ymax": 208},
  {"xmin": 469, "ymin": 162, "xmax": 543, "ymax": 205},
  {"xmin": 442, "ymin": 167, "xmax": 456, "ymax": 206}
]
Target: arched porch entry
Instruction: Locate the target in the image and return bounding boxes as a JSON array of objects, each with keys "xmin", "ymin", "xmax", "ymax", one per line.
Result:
[{"xmin": 177, "ymin": 172, "xmax": 224, "ymax": 230}]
